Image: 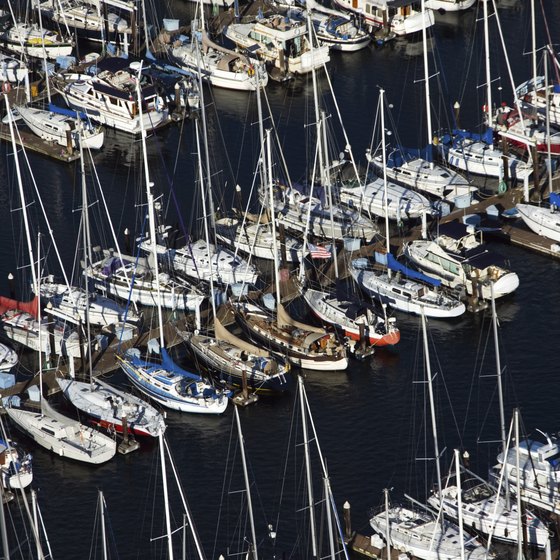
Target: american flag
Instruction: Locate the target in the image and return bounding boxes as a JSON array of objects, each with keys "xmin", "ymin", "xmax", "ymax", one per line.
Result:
[{"xmin": 308, "ymin": 243, "xmax": 332, "ymax": 259}]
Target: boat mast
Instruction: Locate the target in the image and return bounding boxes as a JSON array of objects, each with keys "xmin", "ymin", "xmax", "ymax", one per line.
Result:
[
  {"xmin": 234, "ymin": 406, "xmax": 258, "ymax": 560},
  {"xmin": 79, "ymin": 125, "xmax": 94, "ymax": 389},
  {"xmin": 99, "ymin": 490, "xmax": 108, "ymax": 560},
  {"xmin": 490, "ymin": 282, "xmax": 509, "ymax": 508},
  {"xmin": 454, "ymin": 449, "xmax": 465, "ymax": 560},
  {"xmin": 194, "ymin": 119, "xmax": 216, "ymax": 321},
  {"xmin": 483, "ymin": 0, "xmax": 493, "ymax": 143},
  {"xmin": 530, "ymin": 0, "xmax": 537, "ymax": 97},
  {"xmin": 379, "ymin": 89, "xmax": 391, "ymax": 279},
  {"xmin": 514, "ymin": 409, "xmax": 523, "ymax": 560},
  {"xmin": 384, "ymin": 488, "xmax": 391, "ymax": 560},
  {"xmin": 159, "ymin": 432, "xmax": 175, "ymax": 559},
  {"xmin": 266, "ymin": 129, "xmax": 282, "ymax": 310},
  {"xmin": 136, "ymin": 69, "xmax": 165, "ymax": 350},
  {"xmin": 421, "ymin": 0, "xmax": 434, "ymax": 168},
  {"xmin": 420, "ymin": 310, "xmax": 443, "ymax": 515},
  {"xmin": 299, "ymin": 375, "xmax": 319, "ymax": 558}
]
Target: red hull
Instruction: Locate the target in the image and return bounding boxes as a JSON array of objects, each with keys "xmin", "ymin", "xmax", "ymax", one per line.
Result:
[
  {"xmin": 96, "ymin": 418, "xmax": 154, "ymax": 438},
  {"xmin": 345, "ymin": 328, "xmax": 401, "ymax": 347}
]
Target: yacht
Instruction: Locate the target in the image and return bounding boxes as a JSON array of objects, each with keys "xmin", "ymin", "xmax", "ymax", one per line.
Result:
[{"xmin": 516, "ymin": 195, "xmax": 560, "ymax": 243}]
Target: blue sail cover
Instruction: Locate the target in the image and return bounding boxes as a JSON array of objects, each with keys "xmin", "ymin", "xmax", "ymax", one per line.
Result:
[
  {"xmin": 452, "ymin": 128, "xmax": 494, "ymax": 145},
  {"xmin": 550, "ymin": 192, "xmax": 560, "ymax": 208},
  {"xmin": 48, "ymin": 103, "xmax": 88, "ymax": 121},
  {"xmin": 161, "ymin": 348, "xmax": 201, "ymax": 382},
  {"xmin": 386, "ymin": 253, "xmax": 442, "ymax": 287},
  {"xmin": 387, "ymin": 144, "xmax": 434, "ymax": 168}
]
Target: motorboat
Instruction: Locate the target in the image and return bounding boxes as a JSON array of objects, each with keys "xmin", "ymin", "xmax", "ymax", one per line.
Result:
[
  {"xmin": 223, "ymin": 13, "xmax": 330, "ymax": 81},
  {"xmin": 52, "ymin": 57, "xmax": 170, "ymax": 134},
  {"xmin": 403, "ymin": 221, "xmax": 520, "ymax": 300},
  {"xmin": 516, "ymin": 194, "xmax": 560, "ymax": 243},
  {"xmin": 0, "ymin": 438, "xmax": 32, "ymax": 490},
  {"xmin": 330, "ymin": 0, "xmax": 434, "ymax": 36}
]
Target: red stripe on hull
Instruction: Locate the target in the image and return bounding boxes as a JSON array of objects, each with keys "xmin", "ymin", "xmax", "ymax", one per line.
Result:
[{"xmin": 96, "ymin": 418, "xmax": 153, "ymax": 438}]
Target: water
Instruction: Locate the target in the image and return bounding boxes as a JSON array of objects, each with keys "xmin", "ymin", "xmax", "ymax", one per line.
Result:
[{"xmin": 2, "ymin": 1, "xmax": 560, "ymax": 558}]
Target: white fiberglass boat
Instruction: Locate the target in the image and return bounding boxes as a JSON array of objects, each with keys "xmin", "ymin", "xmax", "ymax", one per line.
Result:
[
  {"xmin": 338, "ymin": 176, "xmax": 435, "ymax": 221},
  {"xmin": 53, "ymin": 58, "xmax": 169, "ymax": 135},
  {"xmin": 117, "ymin": 346, "xmax": 229, "ymax": 414},
  {"xmin": 516, "ymin": 197, "xmax": 560, "ymax": 243},
  {"xmin": 215, "ymin": 217, "xmax": 306, "ymax": 263},
  {"xmin": 403, "ymin": 222, "xmax": 519, "ymax": 300},
  {"xmin": 85, "ymin": 250, "xmax": 205, "ymax": 311},
  {"xmin": 171, "ymin": 28, "xmax": 268, "ymax": 91},
  {"xmin": 0, "ymin": 438, "xmax": 32, "ymax": 490},
  {"xmin": 331, "ymin": 0, "xmax": 434, "ymax": 36},
  {"xmin": 0, "ymin": 22, "xmax": 73, "ymax": 59},
  {"xmin": 0, "ymin": 342, "xmax": 17, "ymax": 371},
  {"xmin": 57, "ymin": 377, "xmax": 166, "ymax": 437},
  {"xmin": 350, "ymin": 256, "xmax": 466, "ymax": 318},
  {"xmin": 370, "ymin": 503, "xmax": 490, "ymax": 560},
  {"xmin": 14, "ymin": 105, "xmax": 104, "ymax": 150},
  {"xmin": 6, "ymin": 398, "xmax": 116, "ymax": 464},
  {"xmin": 224, "ymin": 14, "xmax": 330, "ymax": 80}
]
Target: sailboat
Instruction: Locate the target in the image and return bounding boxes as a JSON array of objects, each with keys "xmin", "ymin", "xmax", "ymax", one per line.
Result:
[
  {"xmin": 117, "ymin": 74, "xmax": 228, "ymax": 415},
  {"xmin": 178, "ymin": 113, "xmax": 291, "ymax": 395},
  {"xmin": 0, "ymin": 343, "xmax": 17, "ymax": 371},
  {"xmin": 170, "ymin": 16, "xmax": 268, "ymax": 91},
  {"xmin": 56, "ymin": 128, "xmax": 166, "ymax": 439},
  {"xmin": 515, "ymin": 192, "xmax": 560, "ymax": 243},
  {"xmin": 369, "ymin": 311, "xmax": 491, "ymax": 560},
  {"xmin": 0, "ymin": 436, "xmax": 33, "ymax": 490},
  {"xmin": 5, "ymin": 231, "xmax": 116, "ymax": 465},
  {"xmin": 350, "ymin": 90, "xmax": 466, "ymax": 319},
  {"xmin": 427, "ymin": 287, "xmax": 549, "ymax": 548}
]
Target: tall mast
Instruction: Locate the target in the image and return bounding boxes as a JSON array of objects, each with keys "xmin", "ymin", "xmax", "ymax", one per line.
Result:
[
  {"xmin": 421, "ymin": 0, "xmax": 433, "ymax": 166},
  {"xmin": 380, "ymin": 89, "xmax": 392, "ymax": 280},
  {"xmin": 79, "ymin": 126, "xmax": 94, "ymax": 388},
  {"xmin": 159, "ymin": 433, "xmax": 174, "ymax": 560},
  {"xmin": 136, "ymin": 69, "xmax": 165, "ymax": 349},
  {"xmin": 454, "ymin": 449, "xmax": 465, "ymax": 560},
  {"xmin": 299, "ymin": 375, "xmax": 318, "ymax": 558},
  {"xmin": 514, "ymin": 410, "xmax": 523, "ymax": 560},
  {"xmin": 421, "ymin": 310, "xmax": 443, "ymax": 514},
  {"xmin": 194, "ymin": 119, "xmax": 216, "ymax": 321},
  {"xmin": 266, "ymin": 129, "xmax": 282, "ymax": 308},
  {"xmin": 490, "ymin": 283, "xmax": 509, "ymax": 508},
  {"xmin": 483, "ymin": 0, "xmax": 493, "ymax": 140},
  {"xmin": 234, "ymin": 406, "xmax": 258, "ymax": 560},
  {"xmin": 99, "ymin": 491, "xmax": 108, "ymax": 560}
]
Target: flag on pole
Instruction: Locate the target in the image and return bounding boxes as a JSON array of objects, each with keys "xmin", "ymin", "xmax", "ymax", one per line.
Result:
[{"xmin": 308, "ymin": 243, "xmax": 332, "ymax": 259}]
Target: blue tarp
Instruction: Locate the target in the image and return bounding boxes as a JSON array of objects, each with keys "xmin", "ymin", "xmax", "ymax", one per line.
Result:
[
  {"xmin": 550, "ymin": 192, "xmax": 560, "ymax": 208},
  {"xmin": 161, "ymin": 348, "xmax": 201, "ymax": 382},
  {"xmin": 386, "ymin": 253, "xmax": 441, "ymax": 287},
  {"xmin": 387, "ymin": 144, "xmax": 434, "ymax": 168},
  {"xmin": 452, "ymin": 127, "xmax": 494, "ymax": 145}
]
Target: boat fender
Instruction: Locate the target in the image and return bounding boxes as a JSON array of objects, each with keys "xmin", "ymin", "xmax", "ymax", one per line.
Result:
[
  {"xmin": 2, "ymin": 81, "xmax": 11, "ymax": 93},
  {"xmin": 247, "ymin": 65, "xmax": 255, "ymax": 77},
  {"xmin": 498, "ymin": 180, "xmax": 507, "ymax": 194}
]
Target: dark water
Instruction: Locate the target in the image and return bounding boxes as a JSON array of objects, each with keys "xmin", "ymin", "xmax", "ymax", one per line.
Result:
[{"xmin": 2, "ymin": 1, "xmax": 560, "ymax": 558}]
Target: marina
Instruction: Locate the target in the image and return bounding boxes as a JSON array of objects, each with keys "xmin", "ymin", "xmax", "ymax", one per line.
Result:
[{"xmin": 1, "ymin": 0, "xmax": 560, "ymax": 558}]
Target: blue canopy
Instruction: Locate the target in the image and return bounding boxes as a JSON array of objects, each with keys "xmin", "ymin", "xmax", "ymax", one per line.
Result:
[
  {"xmin": 452, "ymin": 128, "xmax": 494, "ymax": 146},
  {"xmin": 550, "ymin": 192, "xmax": 560, "ymax": 208}
]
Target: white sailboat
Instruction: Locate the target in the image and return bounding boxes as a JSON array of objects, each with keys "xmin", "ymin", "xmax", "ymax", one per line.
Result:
[
  {"xmin": 0, "ymin": 343, "xmax": 17, "ymax": 371},
  {"xmin": 0, "ymin": 21, "xmax": 73, "ymax": 59},
  {"xmin": 370, "ymin": 312, "xmax": 491, "ymax": 560},
  {"xmin": 439, "ymin": 0, "xmax": 532, "ymax": 181},
  {"xmin": 428, "ymin": 289, "xmax": 549, "ymax": 548},
  {"xmin": 117, "ymin": 75, "xmax": 228, "ymax": 415},
  {"xmin": 0, "ymin": 436, "xmax": 33, "ymax": 490},
  {"xmin": 516, "ymin": 194, "xmax": 560, "ymax": 243},
  {"xmin": 171, "ymin": 25, "xmax": 268, "ymax": 91},
  {"xmin": 350, "ymin": 90, "xmax": 466, "ymax": 319}
]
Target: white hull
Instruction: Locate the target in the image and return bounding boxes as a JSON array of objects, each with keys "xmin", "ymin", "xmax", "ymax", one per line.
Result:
[
  {"xmin": 16, "ymin": 106, "xmax": 104, "ymax": 150},
  {"xmin": 339, "ymin": 178, "xmax": 433, "ymax": 221},
  {"xmin": 425, "ymin": 0, "xmax": 476, "ymax": 11},
  {"xmin": 0, "ymin": 342, "xmax": 17, "ymax": 371},
  {"xmin": 6, "ymin": 401, "xmax": 116, "ymax": 464},
  {"xmin": 350, "ymin": 261, "xmax": 466, "ymax": 318},
  {"xmin": 445, "ymin": 140, "xmax": 532, "ymax": 180},
  {"xmin": 516, "ymin": 203, "xmax": 560, "ymax": 243},
  {"xmin": 57, "ymin": 378, "xmax": 166, "ymax": 437}
]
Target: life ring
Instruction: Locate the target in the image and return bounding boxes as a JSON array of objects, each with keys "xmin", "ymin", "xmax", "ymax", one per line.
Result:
[{"xmin": 2, "ymin": 81, "xmax": 11, "ymax": 93}]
